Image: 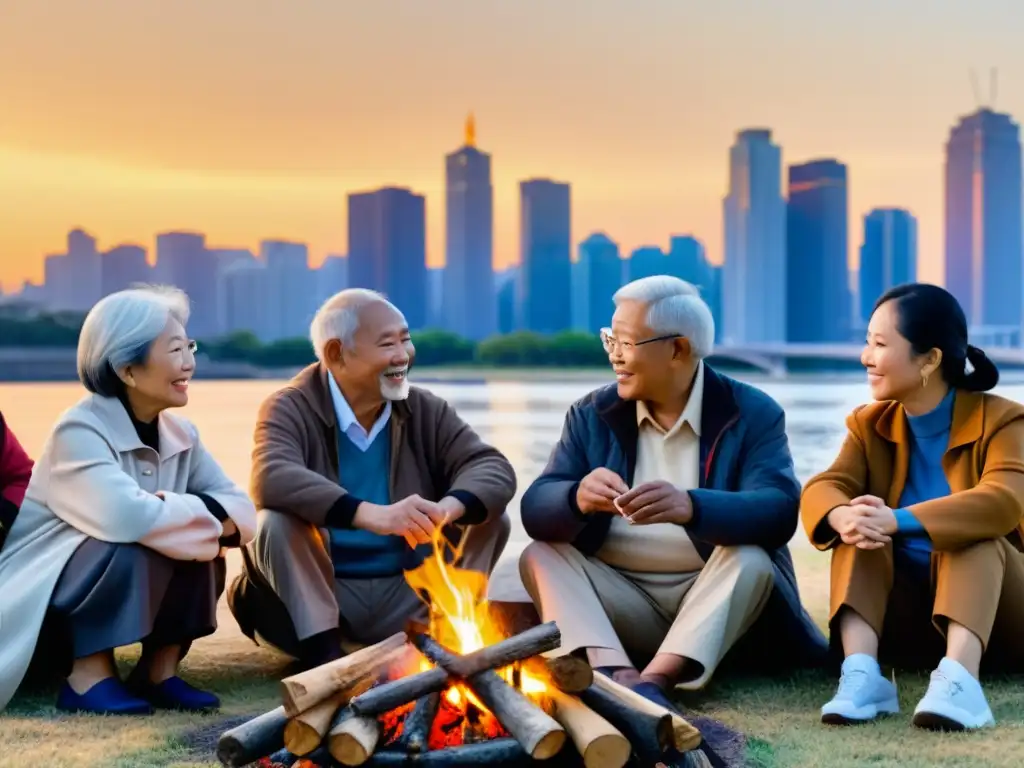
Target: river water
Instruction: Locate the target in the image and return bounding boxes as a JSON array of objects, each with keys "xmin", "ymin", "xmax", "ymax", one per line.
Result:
[{"xmin": 6, "ymin": 373, "xmax": 1024, "ymax": 559}]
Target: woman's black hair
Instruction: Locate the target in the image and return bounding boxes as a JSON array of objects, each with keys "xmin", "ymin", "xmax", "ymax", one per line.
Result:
[{"xmin": 873, "ymin": 282, "xmax": 999, "ymax": 392}]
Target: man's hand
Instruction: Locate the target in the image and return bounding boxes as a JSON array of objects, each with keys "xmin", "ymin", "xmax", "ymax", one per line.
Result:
[
  {"xmin": 436, "ymin": 495, "xmax": 467, "ymax": 524},
  {"xmin": 352, "ymin": 494, "xmax": 447, "ymax": 548},
  {"xmin": 614, "ymin": 481, "xmax": 692, "ymax": 525},
  {"xmin": 827, "ymin": 495, "xmax": 896, "ymax": 550},
  {"xmin": 576, "ymin": 468, "xmax": 629, "ymax": 514}
]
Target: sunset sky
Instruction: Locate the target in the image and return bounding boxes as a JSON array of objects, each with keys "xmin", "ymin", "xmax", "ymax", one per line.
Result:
[{"xmin": 2, "ymin": 0, "xmax": 1022, "ymax": 292}]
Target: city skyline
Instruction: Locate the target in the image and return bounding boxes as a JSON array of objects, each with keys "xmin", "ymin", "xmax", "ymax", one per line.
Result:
[{"xmin": 2, "ymin": 1, "xmax": 1022, "ymax": 291}]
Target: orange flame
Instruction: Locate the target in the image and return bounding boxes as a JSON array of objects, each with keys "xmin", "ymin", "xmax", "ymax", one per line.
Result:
[{"xmin": 402, "ymin": 524, "xmax": 548, "ymax": 738}]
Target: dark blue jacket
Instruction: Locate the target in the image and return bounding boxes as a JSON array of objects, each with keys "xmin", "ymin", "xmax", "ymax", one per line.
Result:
[{"xmin": 521, "ymin": 365, "xmax": 828, "ymax": 671}]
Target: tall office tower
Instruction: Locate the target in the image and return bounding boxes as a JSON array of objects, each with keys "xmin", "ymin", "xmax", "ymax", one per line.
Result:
[
  {"xmin": 722, "ymin": 129, "xmax": 787, "ymax": 344},
  {"xmin": 496, "ymin": 267, "xmax": 518, "ymax": 334},
  {"xmin": 347, "ymin": 187, "xmax": 428, "ymax": 329},
  {"xmin": 625, "ymin": 246, "xmax": 667, "ymax": 281},
  {"xmin": 210, "ymin": 249, "xmax": 257, "ymax": 335},
  {"xmin": 316, "ymin": 254, "xmax": 348, "ymax": 307},
  {"xmin": 573, "ymin": 233, "xmax": 622, "ymax": 333},
  {"xmin": 260, "ymin": 240, "xmax": 315, "ymax": 340},
  {"xmin": 443, "ymin": 115, "xmax": 495, "ymax": 339},
  {"xmin": 945, "ymin": 108, "xmax": 1023, "ymax": 336},
  {"xmin": 859, "ymin": 208, "xmax": 917, "ymax": 325},
  {"xmin": 668, "ymin": 235, "xmax": 721, "ymax": 340},
  {"xmin": 155, "ymin": 231, "xmax": 218, "ymax": 338},
  {"xmin": 221, "ymin": 260, "xmax": 272, "ymax": 341},
  {"xmin": 786, "ymin": 159, "xmax": 851, "ymax": 342},
  {"xmin": 519, "ymin": 179, "xmax": 571, "ymax": 333},
  {"xmin": 100, "ymin": 244, "xmax": 150, "ymax": 297}
]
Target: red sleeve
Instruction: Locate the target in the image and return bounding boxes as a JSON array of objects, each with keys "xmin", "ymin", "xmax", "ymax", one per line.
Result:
[{"xmin": 0, "ymin": 415, "xmax": 34, "ymax": 507}]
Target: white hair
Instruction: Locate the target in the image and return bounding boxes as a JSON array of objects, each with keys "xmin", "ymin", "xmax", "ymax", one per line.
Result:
[
  {"xmin": 310, "ymin": 288, "xmax": 403, "ymax": 361},
  {"xmin": 613, "ymin": 275, "xmax": 715, "ymax": 360},
  {"xmin": 77, "ymin": 284, "xmax": 191, "ymax": 397}
]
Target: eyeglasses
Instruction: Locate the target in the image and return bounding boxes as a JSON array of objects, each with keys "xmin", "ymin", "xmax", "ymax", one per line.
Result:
[{"xmin": 599, "ymin": 328, "xmax": 682, "ymax": 354}]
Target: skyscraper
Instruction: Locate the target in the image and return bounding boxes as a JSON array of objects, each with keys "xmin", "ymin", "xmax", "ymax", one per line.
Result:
[
  {"xmin": 626, "ymin": 246, "xmax": 666, "ymax": 281},
  {"xmin": 859, "ymin": 208, "xmax": 917, "ymax": 325},
  {"xmin": 573, "ymin": 233, "xmax": 622, "ymax": 333},
  {"xmin": 101, "ymin": 244, "xmax": 150, "ymax": 297},
  {"xmin": 945, "ymin": 108, "xmax": 1023, "ymax": 333},
  {"xmin": 443, "ymin": 115, "xmax": 495, "ymax": 340},
  {"xmin": 347, "ymin": 187, "xmax": 428, "ymax": 329},
  {"xmin": 668, "ymin": 236, "xmax": 721, "ymax": 341},
  {"xmin": 261, "ymin": 240, "xmax": 314, "ymax": 340},
  {"xmin": 519, "ymin": 179, "xmax": 572, "ymax": 333},
  {"xmin": 786, "ymin": 159, "xmax": 851, "ymax": 343},
  {"xmin": 155, "ymin": 231, "xmax": 218, "ymax": 338},
  {"xmin": 722, "ymin": 129, "xmax": 787, "ymax": 344}
]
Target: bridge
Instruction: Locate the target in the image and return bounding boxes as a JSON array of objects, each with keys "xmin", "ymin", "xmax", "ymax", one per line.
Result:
[{"xmin": 708, "ymin": 343, "xmax": 1024, "ymax": 378}]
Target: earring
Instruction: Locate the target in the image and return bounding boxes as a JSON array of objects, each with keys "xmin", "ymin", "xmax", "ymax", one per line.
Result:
[{"xmin": 921, "ymin": 371, "xmax": 929, "ymax": 389}]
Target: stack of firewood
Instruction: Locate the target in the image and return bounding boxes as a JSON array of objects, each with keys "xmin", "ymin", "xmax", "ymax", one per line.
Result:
[{"xmin": 215, "ymin": 622, "xmax": 717, "ymax": 768}]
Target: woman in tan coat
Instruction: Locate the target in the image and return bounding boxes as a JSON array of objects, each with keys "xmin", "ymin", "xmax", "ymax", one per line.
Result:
[
  {"xmin": 0, "ymin": 286, "xmax": 256, "ymax": 715},
  {"xmin": 802, "ymin": 283, "xmax": 1024, "ymax": 732}
]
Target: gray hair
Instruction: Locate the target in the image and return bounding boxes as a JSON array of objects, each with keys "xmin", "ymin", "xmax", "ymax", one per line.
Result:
[
  {"xmin": 613, "ymin": 275, "xmax": 715, "ymax": 360},
  {"xmin": 310, "ymin": 288, "xmax": 402, "ymax": 361},
  {"xmin": 77, "ymin": 285, "xmax": 191, "ymax": 397}
]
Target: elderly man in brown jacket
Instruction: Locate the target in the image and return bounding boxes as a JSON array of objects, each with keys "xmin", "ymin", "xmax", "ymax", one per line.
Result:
[{"xmin": 228, "ymin": 289, "xmax": 515, "ymax": 669}]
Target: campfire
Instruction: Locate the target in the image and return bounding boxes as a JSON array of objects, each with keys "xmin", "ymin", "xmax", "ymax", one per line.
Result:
[{"xmin": 216, "ymin": 532, "xmax": 717, "ymax": 767}]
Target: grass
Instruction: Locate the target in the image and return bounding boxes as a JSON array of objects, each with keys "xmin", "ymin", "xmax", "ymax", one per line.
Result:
[{"xmin": 2, "ymin": 549, "xmax": 1022, "ymax": 768}]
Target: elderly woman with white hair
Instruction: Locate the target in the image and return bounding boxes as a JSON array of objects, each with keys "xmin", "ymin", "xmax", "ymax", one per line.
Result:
[{"xmin": 0, "ymin": 286, "xmax": 256, "ymax": 716}]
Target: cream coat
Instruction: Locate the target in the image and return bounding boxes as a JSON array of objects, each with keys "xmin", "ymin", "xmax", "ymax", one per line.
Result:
[{"xmin": 0, "ymin": 393, "xmax": 256, "ymax": 711}]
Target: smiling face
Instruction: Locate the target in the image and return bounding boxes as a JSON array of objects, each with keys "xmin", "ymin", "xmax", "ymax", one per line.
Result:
[
  {"xmin": 862, "ymin": 299, "xmax": 941, "ymax": 402},
  {"xmin": 331, "ymin": 301, "xmax": 415, "ymax": 403},
  {"xmin": 607, "ymin": 299, "xmax": 686, "ymax": 402},
  {"xmin": 121, "ymin": 317, "xmax": 196, "ymax": 418}
]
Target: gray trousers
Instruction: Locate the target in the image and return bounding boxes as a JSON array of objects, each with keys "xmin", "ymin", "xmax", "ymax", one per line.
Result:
[
  {"xmin": 33, "ymin": 538, "xmax": 223, "ymax": 676},
  {"xmin": 229, "ymin": 509, "xmax": 510, "ymax": 657}
]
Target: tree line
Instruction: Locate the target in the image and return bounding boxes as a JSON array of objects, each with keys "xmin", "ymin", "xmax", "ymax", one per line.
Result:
[{"xmin": 0, "ymin": 311, "xmax": 609, "ymax": 368}]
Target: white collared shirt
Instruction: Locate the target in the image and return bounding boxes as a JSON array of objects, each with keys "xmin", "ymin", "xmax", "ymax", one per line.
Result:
[
  {"xmin": 596, "ymin": 361, "xmax": 706, "ymax": 574},
  {"xmin": 328, "ymin": 374, "xmax": 391, "ymax": 452}
]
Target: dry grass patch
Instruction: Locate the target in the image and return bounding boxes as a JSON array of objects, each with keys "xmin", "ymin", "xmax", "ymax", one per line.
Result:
[{"xmin": 2, "ymin": 548, "xmax": 1022, "ymax": 767}]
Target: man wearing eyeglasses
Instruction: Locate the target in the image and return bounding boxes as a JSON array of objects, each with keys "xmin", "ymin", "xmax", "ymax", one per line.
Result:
[{"xmin": 519, "ymin": 276, "xmax": 826, "ymax": 710}]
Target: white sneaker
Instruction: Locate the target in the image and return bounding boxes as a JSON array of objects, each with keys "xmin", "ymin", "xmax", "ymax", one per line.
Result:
[
  {"xmin": 821, "ymin": 654, "xmax": 900, "ymax": 725},
  {"xmin": 912, "ymin": 657, "xmax": 995, "ymax": 731}
]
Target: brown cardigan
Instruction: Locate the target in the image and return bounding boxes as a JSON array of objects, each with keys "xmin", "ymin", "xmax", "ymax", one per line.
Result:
[
  {"xmin": 801, "ymin": 390, "xmax": 1024, "ymax": 553},
  {"xmin": 250, "ymin": 364, "xmax": 516, "ymax": 529}
]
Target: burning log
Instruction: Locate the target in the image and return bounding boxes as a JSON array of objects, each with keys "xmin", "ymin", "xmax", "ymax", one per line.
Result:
[
  {"xmin": 281, "ymin": 632, "xmax": 410, "ymax": 716},
  {"xmin": 443, "ymin": 622, "xmax": 561, "ymax": 677},
  {"xmin": 400, "ymin": 692, "xmax": 441, "ymax": 753},
  {"xmin": 283, "ymin": 693, "xmax": 346, "ymax": 756},
  {"xmin": 590, "ymin": 672, "xmax": 702, "ymax": 753},
  {"xmin": 545, "ymin": 688, "xmax": 630, "ymax": 768},
  {"xmin": 327, "ymin": 706, "xmax": 382, "ymax": 766},
  {"xmin": 350, "ymin": 622, "xmax": 561, "ymax": 717},
  {"xmin": 540, "ymin": 654, "xmax": 594, "ymax": 694},
  {"xmin": 351, "ymin": 666, "xmax": 449, "ymax": 717},
  {"xmin": 414, "ymin": 634, "xmax": 567, "ymax": 760},
  {"xmin": 216, "ymin": 705, "xmax": 290, "ymax": 767},
  {"xmin": 365, "ymin": 737, "xmax": 529, "ymax": 766}
]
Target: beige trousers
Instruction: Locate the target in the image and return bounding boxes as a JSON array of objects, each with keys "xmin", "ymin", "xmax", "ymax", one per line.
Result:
[
  {"xmin": 249, "ymin": 509, "xmax": 511, "ymax": 647},
  {"xmin": 519, "ymin": 541, "xmax": 774, "ymax": 690}
]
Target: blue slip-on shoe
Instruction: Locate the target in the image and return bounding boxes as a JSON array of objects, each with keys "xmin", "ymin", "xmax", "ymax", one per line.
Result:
[
  {"xmin": 56, "ymin": 677, "xmax": 154, "ymax": 715},
  {"xmin": 130, "ymin": 675, "xmax": 221, "ymax": 712}
]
